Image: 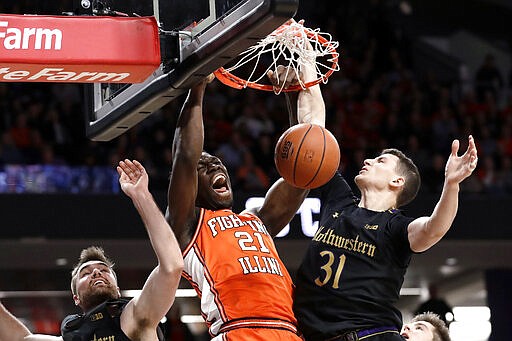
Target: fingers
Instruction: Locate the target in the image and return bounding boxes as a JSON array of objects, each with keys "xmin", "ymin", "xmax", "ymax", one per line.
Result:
[
  {"xmin": 118, "ymin": 159, "xmax": 143, "ymax": 181},
  {"xmin": 116, "ymin": 166, "xmax": 124, "ymax": 177},
  {"xmin": 450, "ymin": 136, "xmax": 478, "ymax": 173},
  {"xmin": 267, "ymin": 70, "xmax": 277, "ymax": 86},
  {"xmin": 468, "ymin": 135, "xmax": 477, "ymax": 155},
  {"xmin": 191, "ymin": 74, "xmax": 214, "ymax": 91},
  {"xmin": 267, "ymin": 65, "xmax": 301, "ymax": 90},
  {"xmin": 467, "ymin": 135, "xmax": 478, "ymax": 170},
  {"xmin": 205, "ymin": 73, "xmax": 215, "ymax": 83},
  {"xmin": 451, "ymin": 139, "xmax": 460, "ymax": 156},
  {"xmin": 469, "ymin": 156, "xmax": 478, "ymax": 171},
  {"xmin": 468, "ymin": 134, "xmax": 475, "ymax": 146},
  {"xmin": 133, "ymin": 159, "xmax": 146, "ymax": 174}
]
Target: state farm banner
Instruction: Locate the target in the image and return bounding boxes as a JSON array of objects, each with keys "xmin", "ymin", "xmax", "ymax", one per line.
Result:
[{"xmin": 0, "ymin": 14, "xmax": 161, "ymax": 83}]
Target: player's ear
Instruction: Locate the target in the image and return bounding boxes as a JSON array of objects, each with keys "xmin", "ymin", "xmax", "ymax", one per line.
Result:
[
  {"xmin": 389, "ymin": 176, "xmax": 404, "ymax": 190},
  {"xmin": 73, "ymin": 294, "xmax": 80, "ymax": 306}
]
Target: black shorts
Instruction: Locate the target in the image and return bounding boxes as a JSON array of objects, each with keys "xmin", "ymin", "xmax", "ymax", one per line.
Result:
[
  {"xmin": 323, "ymin": 328, "xmax": 403, "ymax": 341},
  {"xmin": 361, "ymin": 333, "xmax": 404, "ymax": 341}
]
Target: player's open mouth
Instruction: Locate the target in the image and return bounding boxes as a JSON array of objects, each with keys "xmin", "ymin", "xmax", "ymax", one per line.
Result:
[
  {"xmin": 212, "ymin": 174, "xmax": 228, "ymax": 194},
  {"xmin": 92, "ymin": 279, "xmax": 107, "ymax": 287}
]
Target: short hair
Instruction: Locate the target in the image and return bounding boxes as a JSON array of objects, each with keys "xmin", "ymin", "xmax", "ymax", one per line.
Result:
[
  {"xmin": 412, "ymin": 312, "xmax": 451, "ymax": 341},
  {"xmin": 381, "ymin": 148, "xmax": 421, "ymax": 207},
  {"xmin": 70, "ymin": 246, "xmax": 116, "ymax": 295}
]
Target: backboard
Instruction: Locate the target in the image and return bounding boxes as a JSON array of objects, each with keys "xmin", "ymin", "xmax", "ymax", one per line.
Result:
[{"xmin": 84, "ymin": 0, "xmax": 299, "ymax": 141}]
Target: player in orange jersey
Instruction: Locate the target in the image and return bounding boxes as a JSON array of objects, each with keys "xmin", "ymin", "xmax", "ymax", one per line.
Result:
[{"xmin": 166, "ymin": 67, "xmax": 323, "ymax": 340}]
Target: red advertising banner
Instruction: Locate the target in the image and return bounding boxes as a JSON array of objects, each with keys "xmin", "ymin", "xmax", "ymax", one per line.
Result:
[{"xmin": 0, "ymin": 14, "xmax": 160, "ymax": 83}]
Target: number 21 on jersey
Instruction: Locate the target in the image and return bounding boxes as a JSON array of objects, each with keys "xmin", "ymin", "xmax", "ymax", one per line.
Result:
[{"xmin": 235, "ymin": 231, "xmax": 284, "ymax": 276}]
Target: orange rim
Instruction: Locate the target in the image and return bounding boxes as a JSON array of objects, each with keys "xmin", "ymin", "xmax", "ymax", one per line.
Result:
[{"xmin": 214, "ymin": 25, "xmax": 339, "ymax": 92}]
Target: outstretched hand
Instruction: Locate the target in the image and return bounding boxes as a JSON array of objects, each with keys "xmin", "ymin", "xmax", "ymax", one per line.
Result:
[
  {"xmin": 117, "ymin": 159, "xmax": 149, "ymax": 198},
  {"xmin": 445, "ymin": 135, "xmax": 478, "ymax": 185},
  {"xmin": 191, "ymin": 73, "xmax": 215, "ymax": 92},
  {"xmin": 267, "ymin": 65, "xmax": 302, "ymax": 93},
  {"xmin": 205, "ymin": 73, "xmax": 215, "ymax": 83},
  {"xmin": 201, "ymin": 73, "xmax": 216, "ymax": 86}
]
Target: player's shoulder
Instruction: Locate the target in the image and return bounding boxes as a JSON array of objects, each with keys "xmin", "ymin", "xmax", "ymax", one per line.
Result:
[{"xmin": 239, "ymin": 207, "xmax": 258, "ymax": 218}]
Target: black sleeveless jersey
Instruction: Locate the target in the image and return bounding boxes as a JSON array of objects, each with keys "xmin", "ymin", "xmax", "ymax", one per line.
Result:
[
  {"xmin": 61, "ymin": 299, "xmax": 164, "ymax": 341},
  {"xmin": 61, "ymin": 299, "xmax": 133, "ymax": 341},
  {"xmin": 293, "ymin": 172, "xmax": 415, "ymax": 341}
]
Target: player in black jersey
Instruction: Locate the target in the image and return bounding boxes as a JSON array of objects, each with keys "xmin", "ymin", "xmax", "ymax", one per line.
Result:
[
  {"xmin": 401, "ymin": 312, "xmax": 451, "ymax": 341},
  {"xmin": 292, "ymin": 93, "xmax": 478, "ymax": 339},
  {"xmin": 0, "ymin": 160, "xmax": 183, "ymax": 341}
]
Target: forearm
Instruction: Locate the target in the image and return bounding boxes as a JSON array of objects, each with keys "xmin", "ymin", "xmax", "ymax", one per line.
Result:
[
  {"xmin": 427, "ymin": 181, "xmax": 460, "ymax": 237},
  {"xmin": 257, "ymin": 178, "xmax": 309, "ymax": 237},
  {"xmin": 297, "ymin": 61, "xmax": 325, "ymax": 126},
  {"xmin": 127, "ymin": 191, "xmax": 183, "ymax": 328},
  {"xmin": 131, "ymin": 191, "xmax": 183, "ymax": 273},
  {"xmin": 25, "ymin": 335, "xmax": 62, "ymax": 341},
  {"xmin": 409, "ymin": 181, "xmax": 460, "ymax": 252},
  {"xmin": 285, "ymin": 92, "xmax": 299, "ymax": 126},
  {"xmin": 0, "ymin": 302, "xmax": 31, "ymax": 341},
  {"xmin": 172, "ymin": 84, "xmax": 206, "ymax": 160},
  {"xmin": 168, "ymin": 83, "xmax": 207, "ymax": 244},
  {"xmin": 118, "ymin": 162, "xmax": 184, "ymax": 330},
  {"xmin": 297, "ymin": 84, "xmax": 325, "ymax": 126}
]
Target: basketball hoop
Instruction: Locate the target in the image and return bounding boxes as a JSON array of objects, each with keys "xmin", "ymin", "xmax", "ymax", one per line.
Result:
[{"xmin": 214, "ymin": 20, "xmax": 340, "ymax": 93}]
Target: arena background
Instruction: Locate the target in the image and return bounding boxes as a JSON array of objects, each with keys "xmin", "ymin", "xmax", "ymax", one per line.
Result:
[{"xmin": 0, "ymin": 0, "xmax": 511, "ymax": 340}]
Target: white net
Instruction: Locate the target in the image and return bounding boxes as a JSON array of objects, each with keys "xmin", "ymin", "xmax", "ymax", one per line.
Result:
[{"xmin": 217, "ymin": 20, "xmax": 340, "ymax": 93}]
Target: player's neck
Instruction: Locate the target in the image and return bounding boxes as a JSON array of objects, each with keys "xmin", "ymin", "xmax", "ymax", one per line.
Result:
[{"xmin": 358, "ymin": 190, "xmax": 396, "ymax": 212}]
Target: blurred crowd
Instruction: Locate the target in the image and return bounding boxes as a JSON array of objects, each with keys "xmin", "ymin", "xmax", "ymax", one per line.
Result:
[
  {"xmin": 0, "ymin": 1, "xmax": 511, "ymax": 197},
  {"xmin": 1, "ymin": 1, "xmax": 511, "ymax": 340}
]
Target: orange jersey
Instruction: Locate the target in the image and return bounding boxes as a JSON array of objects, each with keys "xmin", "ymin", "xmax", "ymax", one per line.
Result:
[{"xmin": 182, "ymin": 208, "xmax": 300, "ymax": 339}]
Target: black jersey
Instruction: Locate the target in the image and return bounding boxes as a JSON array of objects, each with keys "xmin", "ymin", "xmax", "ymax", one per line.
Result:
[
  {"xmin": 61, "ymin": 299, "xmax": 165, "ymax": 341},
  {"xmin": 293, "ymin": 172, "xmax": 415, "ymax": 341},
  {"xmin": 61, "ymin": 299, "xmax": 132, "ymax": 341}
]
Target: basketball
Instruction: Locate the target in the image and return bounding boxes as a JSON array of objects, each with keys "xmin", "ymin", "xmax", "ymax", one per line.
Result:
[{"xmin": 275, "ymin": 123, "xmax": 340, "ymax": 189}]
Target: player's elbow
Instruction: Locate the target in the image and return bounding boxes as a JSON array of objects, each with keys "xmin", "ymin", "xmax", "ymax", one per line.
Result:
[
  {"xmin": 425, "ymin": 217, "xmax": 452, "ymax": 239},
  {"xmin": 157, "ymin": 252, "xmax": 184, "ymax": 279},
  {"xmin": 409, "ymin": 218, "xmax": 447, "ymax": 252},
  {"xmin": 167, "ymin": 258, "xmax": 184, "ymax": 277},
  {"xmin": 417, "ymin": 227, "xmax": 447, "ymax": 252}
]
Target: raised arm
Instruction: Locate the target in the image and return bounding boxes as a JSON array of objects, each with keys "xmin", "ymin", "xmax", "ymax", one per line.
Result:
[
  {"xmin": 117, "ymin": 160, "xmax": 183, "ymax": 339},
  {"xmin": 0, "ymin": 301, "xmax": 31, "ymax": 341},
  {"xmin": 408, "ymin": 136, "xmax": 478, "ymax": 252},
  {"xmin": 296, "ymin": 58, "xmax": 326, "ymax": 127},
  {"xmin": 267, "ymin": 61, "xmax": 325, "ymax": 127},
  {"xmin": 0, "ymin": 301, "xmax": 62, "ymax": 341},
  {"xmin": 255, "ymin": 59, "xmax": 326, "ymax": 237},
  {"xmin": 167, "ymin": 77, "xmax": 212, "ymax": 247}
]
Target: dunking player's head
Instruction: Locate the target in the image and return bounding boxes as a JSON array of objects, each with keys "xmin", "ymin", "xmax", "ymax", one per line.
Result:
[
  {"xmin": 71, "ymin": 246, "xmax": 120, "ymax": 312},
  {"xmin": 354, "ymin": 148, "xmax": 420, "ymax": 208},
  {"xmin": 196, "ymin": 151, "xmax": 233, "ymax": 210}
]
